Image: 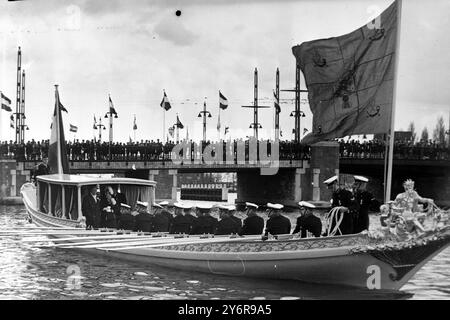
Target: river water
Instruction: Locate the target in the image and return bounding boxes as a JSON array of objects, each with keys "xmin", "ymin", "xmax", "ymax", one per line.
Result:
[{"xmin": 0, "ymin": 204, "xmax": 449, "ymax": 300}]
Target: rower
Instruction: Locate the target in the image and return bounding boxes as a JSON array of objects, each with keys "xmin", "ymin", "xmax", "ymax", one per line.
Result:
[
  {"xmin": 169, "ymin": 202, "xmax": 191, "ymax": 234},
  {"xmin": 239, "ymin": 202, "xmax": 264, "ymax": 236},
  {"xmin": 293, "ymin": 201, "xmax": 322, "ymax": 238},
  {"xmin": 183, "ymin": 203, "xmax": 197, "ymax": 233},
  {"xmin": 191, "ymin": 203, "xmax": 218, "ymax": 235},
  {"xmin": 134, "ymin": 201, "xmax": 153, "ymax": 232},
  {"xmin": 353, "ymin": 175, "xmax": 373, "ymax": 233},
  {"xmin": 227, "ymin": 205, "xmax": 242, "ymax": 232},
  {"xmin": 151, "ymin": 203, "xmax": 170, "ymax": 232},
  {"xmin": 264, "ymin": 203, "xmax": 291, "ymax": 237},
  {"xmin": 158, "ymin": 200, "xmax": 175, "ymax": 227},
  {"xmin": 215, "ymin": 205, "xmax": 241, "ymax": 235},
  {"xmin": 118, "ymin": 203, "xmax": 136, "ymax": 231}
]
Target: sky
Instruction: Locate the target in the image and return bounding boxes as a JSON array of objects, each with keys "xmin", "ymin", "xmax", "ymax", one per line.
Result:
[{"xmin": 0, "ymin": 0, "xmax": 449, "ymax": 143}]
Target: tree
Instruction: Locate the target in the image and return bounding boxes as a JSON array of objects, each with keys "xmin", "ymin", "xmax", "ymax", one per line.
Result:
[
  {"xmin": 420, "ymin": 127, "xmax": 429, "ymax": 142},
  {"xmin": 407, "ymin": 121, "xmax": 416, "ymax": 142},
  {"xmin": 432, "ymin": 116, "xmax": 446, "ymax": 145}
]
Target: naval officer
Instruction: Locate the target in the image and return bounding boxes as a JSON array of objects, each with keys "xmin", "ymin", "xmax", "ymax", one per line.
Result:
[
  {"xmin": 239, "ymin": 202, "xmax": 264, "ymax": 236},
  {"xmin": 134, "ymin": 201, "xmax": 153, "ymax": 232},
  {"xmin": 191, "ymin": 203, "xmax": 218, "ymax": 235},
  {"xmin": 215, "ymin": 205, "xmax": 241, "ymax": 235},
  {"xmin": 353, "ymin": 176, "xmax": 373, "ymax": 233},
  {"xmin": 169, "ymin": 203, "xmax": 192, "ymax": 234},
  {"xmin": 265, "ymin": 203, "xmax": 291, "ymax": 236},
  {"xmin": 293, "ymin": 201, "xmax": 322, "ymax": 238},
  {"xmin": 151, "ymin": 203, "xmax": 171, "ymax": 232}
]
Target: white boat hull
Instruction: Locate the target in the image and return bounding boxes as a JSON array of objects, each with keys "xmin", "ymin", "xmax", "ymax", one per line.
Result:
[{"xmin": 21, "ymin": 182, "xmax": 450, "ymax": 291}]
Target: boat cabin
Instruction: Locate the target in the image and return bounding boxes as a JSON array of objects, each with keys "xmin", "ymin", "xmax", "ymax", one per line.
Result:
[{"xmin": 35, "ymin": 174, "xmax": 156, "ymax": 221}]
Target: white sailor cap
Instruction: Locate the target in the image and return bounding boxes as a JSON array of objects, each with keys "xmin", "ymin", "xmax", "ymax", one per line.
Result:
[
  {"xmin": 174, "ymin": 202, "xmax": 192, "ymax": 209},
  {"xmin": 323, "ymin": 176, "xmax": 338, "ymax": 185},
  {"xmin": 216, "ymin": 204, "xmax": 230, "ymax": 210},
  {"xmin": 267, "ymin": 203, "xmax": 284, "ymax": 210},
  {"xmin": 152, "ymin": 203, "xmax": 163, "ymax": 209},
  {"xmin": 226, "ymin": 205, "xmax": 236, "ymax": 211},
  {"xmin": 136, "ymin": 201, "xmax": 148, "ymax": 207},
  {"xmin": 298, "ymin": 201, "xmax": 316, "ymax": 209},
  {"xmin": 120, "ymin": 203, "xmax": 131, "ymax": 209},
  {"xmin": 196, "ymin": 203, "xmax": 213, "ymax": 210},
  {"xmin": 245, "ymin": 202, "xmax": 259, "ymax": 209},
  {"xmin": 158, "ymin": 201, "xmax": 169, "ymax": 206},
  {"xmin": 354, "ymin": 175, "xmax": 369, "ymax": 183}
]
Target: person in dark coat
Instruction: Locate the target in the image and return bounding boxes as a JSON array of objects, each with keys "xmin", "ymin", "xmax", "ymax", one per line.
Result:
[
  {"xmin": 81, "ymin": 185, "xmax": 101, "ymax": 229},
  {"xmin": 264, "ymin": 203, "xmax": 291, "ymax": 236},
  {"xmin": 134, "ymin": 201, "xmax": 153, "ymax": 232},
  {"xmin": 151, "ymin": 204, "xmax": 171, "ymax": 232},
  {"xmin": 118, "ymin": 203, "xmax": 136, "ymax": 230},
  {"xmin": 169, "ymin": 203, "xmax": 191, "ymax": 234},
  {"xmin": 293, "ymin": 201, "xmax": 322, "ymax": 238},
  {"xmin": 353, "ymin": 176, "xmax": 373, "ymax": 233},
  {"xmin": 239, "ymin": 202, "xmax": 264, "ymax": 236},
  {"xmin": 99, "ymin": 186, "xmax": 118, "ymax": 228},
  {"xmin": 33, "ymin": 157, "xmax": 50, "ymax": 183},
  {"xmin": 215, "ymin": 207, "xmax": 241, "ymax": 235},
  {"xmin": 158, "ymin": 201, "xmax": 174, "ymax": 229},
  {"xmin": 183, "ymin": 205, "xmax": 197, "ymax": 234},
  {"xmin": 227, "ymin": 205, "xmax": 242, "ymax": 233},
  {"xmin": 191, "ymin": 204, "xmax": 218, "ymax": 235}
]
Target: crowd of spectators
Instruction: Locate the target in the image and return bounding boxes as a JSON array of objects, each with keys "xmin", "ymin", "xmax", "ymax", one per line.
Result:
[{"xmin": 0, "ymin": 138, "xmax": 448, "ymax": 162}]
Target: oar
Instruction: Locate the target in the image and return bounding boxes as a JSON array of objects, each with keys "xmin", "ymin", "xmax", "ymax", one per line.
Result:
[{"xmin": 105, "ymin": 235, "xmax": 263, "ymax": 251}]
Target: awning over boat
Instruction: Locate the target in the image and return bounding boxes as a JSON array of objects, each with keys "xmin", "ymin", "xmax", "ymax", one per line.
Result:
[{"xmin": 36, "ymin": 174, "xmax": 156, "ymax": 187}]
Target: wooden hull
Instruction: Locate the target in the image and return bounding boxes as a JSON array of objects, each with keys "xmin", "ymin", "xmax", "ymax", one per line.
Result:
[{"xmin": 21, "ymin": 183, "xmax": 450, "ymax": 291}]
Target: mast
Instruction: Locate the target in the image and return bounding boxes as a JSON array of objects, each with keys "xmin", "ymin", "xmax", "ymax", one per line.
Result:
[
  {"xmin": 15, "ymin": 47, "xmax": 21, "ymax": 143},
  {"xmin": 385, "ymin": 0, "xmax": 403, "ymax": 202},
  {"xmin": 275, "ymin": 68, "xmax": 280, "ymax": 142}
]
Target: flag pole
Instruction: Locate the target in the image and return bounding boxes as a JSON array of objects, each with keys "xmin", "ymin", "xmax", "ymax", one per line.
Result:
[{"xmin": 385, "ymin": 0, "xmax": 403, "ymax": 202}]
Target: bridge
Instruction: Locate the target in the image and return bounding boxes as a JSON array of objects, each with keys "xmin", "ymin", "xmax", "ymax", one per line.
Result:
[{"xmin": 2, "ymin": 142, "xmax": 449, "ymax": 207}]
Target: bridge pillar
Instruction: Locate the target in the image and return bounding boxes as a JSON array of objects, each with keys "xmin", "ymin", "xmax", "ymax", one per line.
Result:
[
  {"xmin": 310, "ymin": 141, "xmax": 340, "ymax": 202},
  {"xmin": 0, "ymin": 159, "xmax": 30, "ymax": 203},
  {"xmin": 148, "ymin": 169, "xmax": 178, "ymax": 201}
]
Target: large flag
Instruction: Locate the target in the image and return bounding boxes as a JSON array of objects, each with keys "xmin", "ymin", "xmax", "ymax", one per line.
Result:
[
  {"xmin": 109, "ymin": 95, "xmax": 118, "ymax": 116},
  {"xmin": 219, "ymin": 91, "xmax": 228, "ymax": 110},
  {"xmin": 133, "ymin": 115, "xmax": 137, "ymax": 130},
  {"xmin": 293, "ymin": 1, "xmax": 397, "ymax": 144},
  {"xmin": 69, "ymin": 124, "xmax": 78, "ymax": 132},
  {"xmin": 160, "ymin": 91, "xmax": 172, "ymax": 111},
  {"xmin": 175, "ymin": 115, "xmax": 184, "ymax": 129},
  {"xmin": 1, "ymin": 93, "xmax": 12, "ymax": 112},
  {"xmin": 273, "ymin": 90, "xmax": 281, "ymax": 115},
  {"xmin": 48, "ymin": 87, "xmax": 69, "ymax": 174}
]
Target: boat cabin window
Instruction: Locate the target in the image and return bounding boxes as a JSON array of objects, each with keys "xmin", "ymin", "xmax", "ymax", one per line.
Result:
[{"xmin": 38, "ymin": 182, "xmax": 78, "ymax": 220}]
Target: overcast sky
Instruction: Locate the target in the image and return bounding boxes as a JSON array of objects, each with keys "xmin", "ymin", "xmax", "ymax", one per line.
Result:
[{"xmin": 0, "ymin": 0, "xmax": 449, "ymax": 142}]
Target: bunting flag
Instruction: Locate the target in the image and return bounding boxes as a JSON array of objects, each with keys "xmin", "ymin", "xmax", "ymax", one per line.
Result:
[
  {"xmin": 93, "ymin": 115, "xmax": 97, "ymax": 129},
  {"xmin": 109, "ymin": 95, "xmax": 118, "ymax": 116},
  {"xmin": 219, "ymin": 91, "xmax": 228, "ymax": 110},
  {"xmin": 48, "ymin": 87, "xmax": 69, "ymax": 174},
  {"xmin": 160, "ymin": 91, "xmax": 172, "ymax": 111},
  {"xmin": 10, "ymin": 114, "xmax": 14, "ymax": 128},
  {"xmin": 133, "ymin": 115, "xmax": 137, "ymax": 130},
  {"xmin": 168, "ymin": 126, "xmax": 174, "ymax": 137},
  {"xmin": 1, "ymin": 93, "xmax": 12, "ymax": 112},
  {"xmin": 69, "ymin": 124, "xmax": 78, "ymax": 133},
  {"xmin": 293, "ymin": 1, "xmax": 397, "ymax": 144},
  {"xmin": 224, "ymin": 126, "xmax": 229, "ymax": 135},
  {"xmin": 273, "ymin": 90, "xmax": 281, "ymax": 114},
  {"xmin": 175, "ymin": 115, "xmax": 184, "ymax": 129}
]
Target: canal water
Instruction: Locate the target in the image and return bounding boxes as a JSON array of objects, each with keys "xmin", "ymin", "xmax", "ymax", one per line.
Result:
[{"xmin": 0, "ymin": 204, "xmax": 448, "ymax": 300}]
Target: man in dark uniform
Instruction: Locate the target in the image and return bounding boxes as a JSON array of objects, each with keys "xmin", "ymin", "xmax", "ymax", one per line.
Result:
[
  {"xmin": 227, "ymin": 205, "xmax": 242, "ymax": 234},
  {"xmin": 183, "ymin": 204, "xmax": 197, "ymax": 234},
  {"xmin": 191, "ymin": 203, "xmax": 218, "ymax": 235},
  {"xmin": 33, "ymin": 157, "xmax": 50, "ymax": 183},
  {"xmin": 353, "ymin": 176, "xmax": 373, "ymax": 233},
  {"xmin": 293, "ymin": 201, "xmax": 322, "ymax": 238},
  {"xmin": 151, "ymin": 203, "xmax": 171, "ymax": 232},
  {"xmin": 265, "ymin": 203, "xmax": 291, "ymax": 236},
  {"xmin": 239, "ymin": 202, "xmax": 264, "ymax": 236},
  {"xmin": 169, "ymin": 203, "xmax": 191, "ymax": 234},
  {"xmin": 158, "ymin": 201, "xmax": 174, "ymax": 228},
  {"xmin": 81, "ymin": 185, "xmax": 101, "ymax": 229},
  {"xmin": 134, "ymin": 201, "xmax": 153, "ymax": 232},
  {"xmin": 118, "ymin": 203, "xmax": 136, "ymax": 230},
  {"xmin": 215, "ymin": 206, "xmax": 241, "ymax": 235}
]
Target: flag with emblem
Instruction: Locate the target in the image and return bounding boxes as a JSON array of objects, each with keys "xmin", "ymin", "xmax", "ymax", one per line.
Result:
[
  {"xmin": 1, "ymin": 93, "xmax": 12, "ymax": 112},
  {"xmin": 293, "ymin": 1, "xmax": 397, "ymax": 144},
  {"xmin": 160, "ymin": 91, "xmax": 172, "ymax": 111},
  {"xmin": 48, "ymin": 87, "xmax": 69, "ymax": 174},
  {"xmin": 219, "ymin": 91, "xmax": 228, "ymax": 110}
]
